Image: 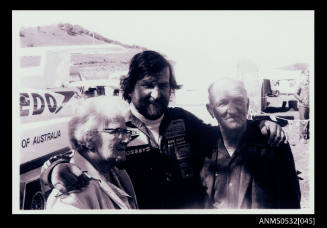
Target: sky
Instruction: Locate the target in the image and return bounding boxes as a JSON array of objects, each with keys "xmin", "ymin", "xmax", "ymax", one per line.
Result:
[
  {"xmin": 13, "ymin": 10, "xmax": 314, "ymax": 121},
  {"xmin": 13, "ymin": 10, "xmax": 314, "ymax": 89},
  {"xmin": 13, "ymin": 9, "xmax": 314, "ymax": 118}
]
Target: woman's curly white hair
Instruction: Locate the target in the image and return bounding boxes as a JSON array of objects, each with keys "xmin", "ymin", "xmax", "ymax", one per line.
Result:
[{"xmin": 68, "ymin": 96, "xmax": 130, "ymax": 153}]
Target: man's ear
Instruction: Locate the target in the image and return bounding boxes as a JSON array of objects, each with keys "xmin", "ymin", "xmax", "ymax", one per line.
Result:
[{"xmin": 206, "ymin": 104, "xmax": 215, "ymax": 119}]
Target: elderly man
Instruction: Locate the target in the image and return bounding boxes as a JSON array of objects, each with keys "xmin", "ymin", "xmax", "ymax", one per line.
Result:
[
  {"xmin": 201, "ymin": 78, "xmax": 301, "ymax": 209},
  {"xmin": 41, "ymin": 50, "xmax": 287, "ymax": 209},
  {"xmin": 46, "ymin": 96, "xmax": 138, "ymax": 209}
]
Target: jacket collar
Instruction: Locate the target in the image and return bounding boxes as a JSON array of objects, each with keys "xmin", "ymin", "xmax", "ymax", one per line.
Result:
[
  {"xmin": 70, "ymin": 151, "xmax": 132, "ymax": 200},
  {"xmin": 126, "ymin": 105, "xmax": 171, "ymax": 134},
  {"xmin": 127, "ymin": 105, "xmax": 168, "ymax": 148}
]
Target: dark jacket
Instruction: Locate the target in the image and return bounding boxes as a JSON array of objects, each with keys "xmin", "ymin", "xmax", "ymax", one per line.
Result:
[
  {"xmin": 200, "ymin": 121, "xmax": 301, "ymax": 209},
  {"xmin": 122, "ymin": 107, "xmax": 215, "ymax": 209}
]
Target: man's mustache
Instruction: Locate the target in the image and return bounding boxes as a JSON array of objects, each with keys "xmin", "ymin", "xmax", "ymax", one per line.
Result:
[
  {"xmin": 225, "ymin": 113, "xmax": 245, "ymax": 120},
  {"xmin": 146, "ymin": 97, "xmax": 168, "ymax": 106}
]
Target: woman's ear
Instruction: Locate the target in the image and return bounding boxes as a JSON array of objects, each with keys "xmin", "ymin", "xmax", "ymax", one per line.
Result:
[
  {"xmin": 84, "ymin": 131, "xmax": 98, "ymax": 153},
  {"xmin": 85, "ymin": 140, "xmax": 97, "ymax": 152}
]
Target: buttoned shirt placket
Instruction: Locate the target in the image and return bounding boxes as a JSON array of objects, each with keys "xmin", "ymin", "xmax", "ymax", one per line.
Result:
[{"xmin": 211, "ymin": 135, "xmax": 243, "ymax": 209}]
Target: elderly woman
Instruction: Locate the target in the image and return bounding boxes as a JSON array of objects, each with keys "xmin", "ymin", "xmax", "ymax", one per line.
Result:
[{"xmin": 46, "ymin": 96, "xmax": 138, "ymax": 210}]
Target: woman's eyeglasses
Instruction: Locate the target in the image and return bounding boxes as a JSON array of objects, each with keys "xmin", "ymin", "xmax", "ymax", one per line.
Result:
[{"xmin": 100, "ymin": 128, "xmax": 133, "ymax": 140}]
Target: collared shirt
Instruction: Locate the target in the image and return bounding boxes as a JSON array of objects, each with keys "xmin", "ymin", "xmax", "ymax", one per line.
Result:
[
  {"xmin": 211, "ymin": 136, "xmax": 242, "ymax": 209},
  {"xmin": 46, "ymin": 152, "xmax": 137, "ymax": 210},
  {"xmin": 201, "ymin": 120, "xmax": 301, "ymax": 209}
]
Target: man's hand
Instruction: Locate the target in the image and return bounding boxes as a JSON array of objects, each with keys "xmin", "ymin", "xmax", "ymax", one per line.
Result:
[
  {"xmin": 51, "ymin": 163, "xmax": 90, "ymax": 194},
  {"xmin": 259, "ymin": 120, "xmax": 288, "ymax": 147}
]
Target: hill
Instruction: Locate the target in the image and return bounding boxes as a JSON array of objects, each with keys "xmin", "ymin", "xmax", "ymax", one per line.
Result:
[
  {"xmin": 20, "ymin": 23, "xmax": 146, "ymax": 50},
  {"xmin": 19, "ymin": 23, "xmax": 147, "ymax": 80}
]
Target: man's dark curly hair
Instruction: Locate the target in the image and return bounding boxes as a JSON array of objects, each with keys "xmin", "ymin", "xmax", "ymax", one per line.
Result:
[{"xmin": 121, "ymin": 50, "xmax": 182, "ymax": 102}]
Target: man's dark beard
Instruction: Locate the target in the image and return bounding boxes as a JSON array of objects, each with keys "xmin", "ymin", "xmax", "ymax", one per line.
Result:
[{"xmin": 136, "ymin": 97, "xmax": 168, "ymax": 120}]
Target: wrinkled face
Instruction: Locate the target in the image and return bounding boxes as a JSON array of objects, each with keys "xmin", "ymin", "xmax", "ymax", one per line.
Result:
[
  {"xmin": 95, "ymin": 119, "xmax": 130, "ymax": 164},
  {"xmin": 208, "ymin": 84, "xmax": 249, "ymax": 131},
  {"xmin": 130, "ymin": 67, "xmax": 171, "ymax": 120}
]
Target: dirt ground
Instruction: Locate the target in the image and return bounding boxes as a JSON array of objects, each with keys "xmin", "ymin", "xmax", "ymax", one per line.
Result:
[
  {"xmin": 267, "ymin": 95, "xmax": 312, "ymax": 209},
  {"xmin": 284, "ymin": 114, "xmax": 311, "ymax": 209}
]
